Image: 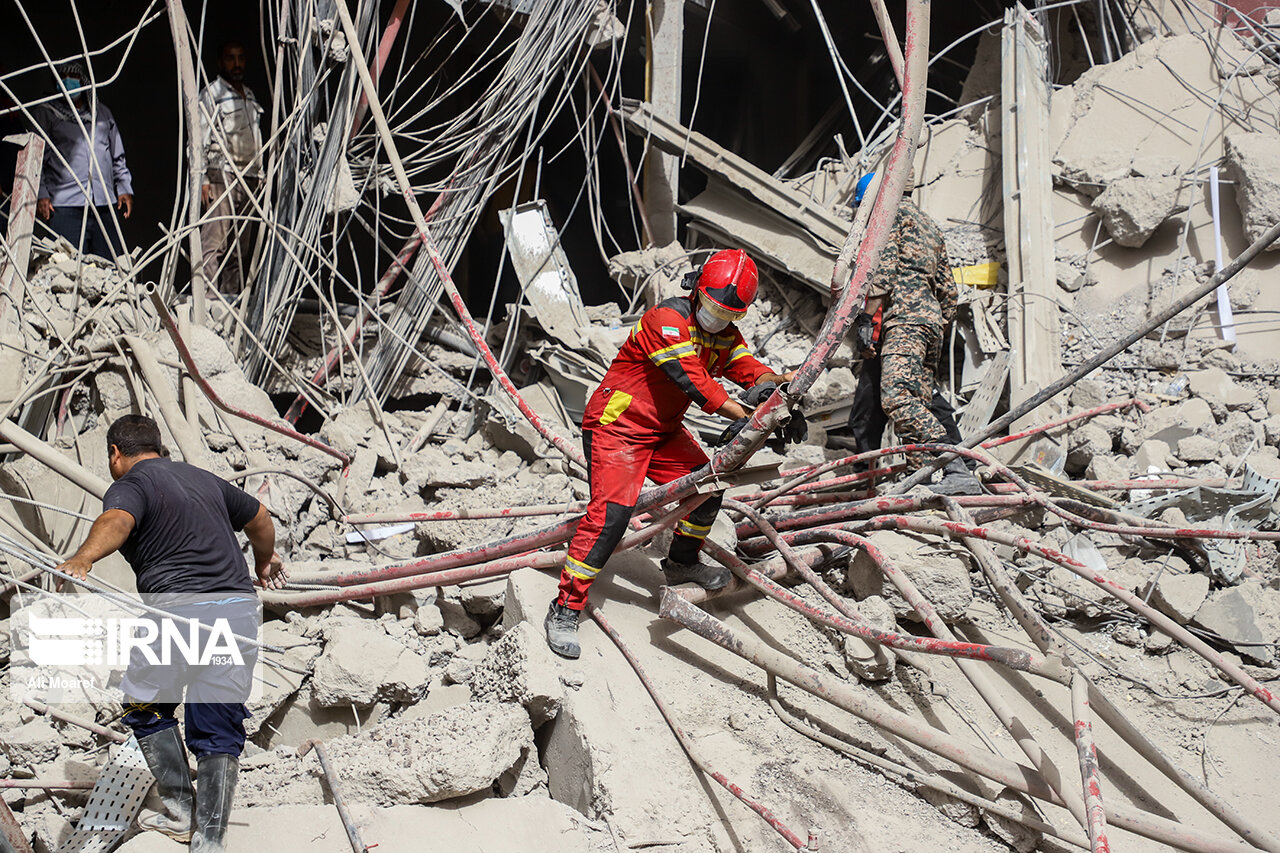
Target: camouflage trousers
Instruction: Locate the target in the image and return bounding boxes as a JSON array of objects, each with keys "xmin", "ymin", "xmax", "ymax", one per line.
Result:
[{"xmin": 880, "ymin": 322, "xmax": 947, "ymax": 470}]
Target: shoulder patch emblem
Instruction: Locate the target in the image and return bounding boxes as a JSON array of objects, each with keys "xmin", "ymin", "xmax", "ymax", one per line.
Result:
[{"xmin": 661, "ymin": 326, "xmax": 681, "ymax": 338}]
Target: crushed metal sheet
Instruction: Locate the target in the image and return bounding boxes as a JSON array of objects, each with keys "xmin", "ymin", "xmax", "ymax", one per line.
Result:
[{"xmin": 57, "ymin": 736, "xmax": 153, "ymax": 853}]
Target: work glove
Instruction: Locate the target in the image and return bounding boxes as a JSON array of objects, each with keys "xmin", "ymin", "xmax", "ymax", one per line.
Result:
[
  {"xmin": 854, "ymin": 312, "xmax": 877, "ymax": 358},
  {"xmin": 741, "ymin": 381, "xmax": 777, "ymax": 408},
  {"xmin": 784, "ymin": 409, "xmax": 808, "ymax": 444},
  {"xmin": 715, "ymin": 417, "xmax": 750, "ymax": 446}
]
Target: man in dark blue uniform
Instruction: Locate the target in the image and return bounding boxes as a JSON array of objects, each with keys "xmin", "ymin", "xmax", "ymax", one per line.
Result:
[{"xmin": 58, "ymin": 415, "xmax": 286, "ymax": 852}]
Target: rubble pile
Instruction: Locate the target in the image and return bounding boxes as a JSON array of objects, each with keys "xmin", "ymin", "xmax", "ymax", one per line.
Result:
[{"xmin": 5, "ymin": 4, "xmax": 1280, "ymax": 853}]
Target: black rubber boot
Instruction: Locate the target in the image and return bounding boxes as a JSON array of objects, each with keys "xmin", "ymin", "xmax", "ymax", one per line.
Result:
[
  {"xmin": 191, "ymin": 754, "xmax": 238, "ymax": 853},
  {"xmin": 661, "ymin": 557, "xmax": 731, "ymax": 591},
  {"xmin": 931, "ymin": 458, "xmax": 983, "ymax": 496},
  {"xmin": 544, "ymin": 601, "xmax": 582, "ymax": 659},
  {"xmin": 136, "ymin": 727, "xmax": 194, "ymax": 842}
]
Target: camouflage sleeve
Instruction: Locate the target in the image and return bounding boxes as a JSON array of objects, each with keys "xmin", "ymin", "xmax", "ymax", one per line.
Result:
[
  {"xmin": 864, "ymin": 216, "xmax": 901, "ymax": 301},
  {"xmin": 933, "ymin": 242, "xmax": 958, "ymax": 324}
]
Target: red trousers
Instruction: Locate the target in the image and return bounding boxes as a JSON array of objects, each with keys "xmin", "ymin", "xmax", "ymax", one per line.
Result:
[{"xmin": 556, "ymin": 426, "xmax": 721, "ymax": 610}]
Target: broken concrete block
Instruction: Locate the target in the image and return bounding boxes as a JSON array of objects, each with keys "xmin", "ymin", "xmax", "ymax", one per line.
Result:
[
  {"xmin": 1138, "ymin": 399, "xmax": 1213, "ymax": 446},
  {"xmin": 1133, "ymin": 439, "xmax": 1179, "ymax": 473},
  {"xmin": 1066, "ymin": 424, "xmax": 1112, "ymax": 475},
  {"xmin": 414, "ymin": 602, "xmax": 444, "ymax": 636},
  {"xmin": 847, "ymin": 530, "xmax": 973, "ymax": 623},
  {"xmin": 1190, "ymin": 367, "xmax": 1254, "ymax": 411},
  {"xmin": 311, "ymin": 622, "xmax": 429, "ymax": 708},
  {"xmin": 1054, "ymin": 260, "xmax": 1087, "ymax": 293},
  {"xmin": 245, "ymin": 624, "xmax": 320, "ymax": 737},
  {"xmin": 461, "ymin": 580, "xmax": 506, "ymax": 619},
  {"xmin": 1143, "ymin": 572, "xmax": 1210, "ymax": 624},
  {"xmin": 1223, "ymin": 129, "xmax": 1280, "ymax": 250},
  {"xmin": 1213, "ymin": 411, "xmax": 1264, "ymax": 456},
  {"xmin": 1177, "ymin": 435, "xmax": 1221, "ymax": 463},
  {"xmin": 439, "ymin": 596, "xmax": 483, "ymax": 639},
  {"xmin": 472, "ymin": 621, "xmax": 565, "ymax": 727},
  {"xmin": 984, "ymin": 788, "xmax": 1043, "ymax": 853},
  {"xmin": 442, "ymin": 642, "xmax": 489, "ymax": 686},
  {"xmin": 317, "ymin": 704, "xmax": 536, "ymax": 805},
  {"xmin": 0, "ymin": 719, "xmax": 61, "ymax": 767},
  {"xmin": 401, "ymin": 446, "xmax": 494, "ymax": 490},
  {"xmin": 1267, "ymin": 389, "xmax": 1280, "ymax": 417},
  {"xmin": 1068, "ymin": 379, "xmax": 1107, "ymax": 411},
  {"xmin": 502, "ymin": 568, "xmax": 560, "ymax": 631},
  {"xmin": 1194, "ymin": 588, "xmax": 1272, "ymax": 664},
  {"xmin": 1091, "ymin": 175, "xmax": 1181, "ymax": 248},
  {"xmin": 1086, "ymin": 454, "xmax": 1130, "ymax": 481}
]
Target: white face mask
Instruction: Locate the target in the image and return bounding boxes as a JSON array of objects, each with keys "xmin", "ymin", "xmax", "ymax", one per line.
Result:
[{"xmin": 696, "ymin": 305, "xmax": 730, "ymax": 333}]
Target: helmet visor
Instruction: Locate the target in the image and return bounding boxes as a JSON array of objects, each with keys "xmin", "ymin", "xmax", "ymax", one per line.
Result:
[{"xmin": 698, "ymin": 293, "xmax": 747, "ymax": 323}]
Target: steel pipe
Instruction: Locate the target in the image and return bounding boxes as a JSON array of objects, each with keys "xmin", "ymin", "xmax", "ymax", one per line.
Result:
[{"xmin": 658, "ymin": 592, "xmax": 1260, "ymax": 853}]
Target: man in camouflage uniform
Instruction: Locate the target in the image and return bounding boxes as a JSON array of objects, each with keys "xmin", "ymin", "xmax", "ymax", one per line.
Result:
[{"xmin": 853, "ymin": 174, "xmax": 980, "ymax": 495}]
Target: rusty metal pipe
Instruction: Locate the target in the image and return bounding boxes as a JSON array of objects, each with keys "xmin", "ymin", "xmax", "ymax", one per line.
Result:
[
  {"xmin": 939, "ymin": 499, "xmax": 1280, "ymax": 853},
  {"xmin": 23, "ymin": 699, "xmax": 127, "ymax": 744},
  {"xmin": 264, "ymin": 496, "xmax": 707, "ymax": 607},
  {"xmin": 1072, "ymin": 673, "xmax": 1110, "ymax": 853},
  {"xmin": 658, "ymin": 592, "xmax": 1260, "ymax": 853},
  {"xmin": 784, "ymin": 528, "xmax": 1088, "ymax": 832},
  {"xmin": 847, "ymin": 514, "xmax": 1280, "ymax": 716}
]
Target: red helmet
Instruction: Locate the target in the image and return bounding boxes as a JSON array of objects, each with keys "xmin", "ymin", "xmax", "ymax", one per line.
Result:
[{"xmin": 695, "ymin": 249, "xmax": 758, "ymax": 321}]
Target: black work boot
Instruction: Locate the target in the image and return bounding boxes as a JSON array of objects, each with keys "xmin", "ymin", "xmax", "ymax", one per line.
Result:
[
  {"xmin": 136, "ymin": 727, "xmax": 194, "ymax": 841},
  {"xmin": 661, "ymin": 557, "xmax": 730, "ymax": 591},
  {"xmin": 545, "ymin": 601, "xmax": 582, "ymax": 659},
  {"xmin": 931, "ymin": 458, "xmax": 983, "ymax": 496},
  {"xmin": 191, "ymin": 753, "xmax": 239, "ymax": 853}
]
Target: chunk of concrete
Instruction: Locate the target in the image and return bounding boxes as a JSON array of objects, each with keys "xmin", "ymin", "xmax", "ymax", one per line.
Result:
[
  {"xmin": 1068, "ymin": 379, "xmax": 1107, "ymax": 411},
  {"xmin": 0, "ymin": 719, "xmax": 61, "ymax": 767},
  {"xmin": 471, "ymin": 622, "xmax": 566, "ymax": 727},
  {"xmin": 414, "ymin": 603, "xmax": 444, "ymax": 636},
  {"xmin": 1194, "ymin": 588, "xmax": 1272, "ymax": 664},
  {"xmin": 461, "ymin": 580, "xmax": 506, "ymax": 619},
  {"xmin": 401, "ymin": 446, "xmax": 494, "ymax": 490},
  {"xmin": 846, "ymin": 530, "xmax": 973, "ymax": 623},
  {"xmin": 439, "ymin": 597, "xmax": 482, "ymax": 639},
  {"xmin": 442, "ymin": 642, "xmax": 488, "ymax": 686},
  {"xmin": 1223, "ymin": 129, "xmax": 1280, "ymax": 250},
  {"xmin": 1139, "ymin": 399, "xmax": 1214, "ymax": 446},
  {"xmin": 1177, "ymin": 435, "xmax": 1221, "ymax": 463},
  {"xmin": 1066, "ymin": 424, "xmax": 1112, "ymax": 475},
  {"xmin": 1091, "ymin": 175, "xmax": 1181, "ymax": 248},
  {"xmin": 1086, "ymin": 453, "xmax": 1130, "ymax": 481},
  {"xmin": 1133, "ymin": 439, "xmax": 1179, "ymax": 473},
  {"xmin": 311, "ymin": 622, "xmax": 429, "ymax": 708},
  {"xmin": 502, "ymin": 568, "xmax": 560, "ymax": 631},
  {"xmin": 1190, "ymin": 367, "xmax": 1254, "ymax": 411},
  {"xmin": 1143, "ymin": 572, "xmax": 1210, "ymax": 624},
  {"xmin": 318, "ymin": 704, "xmax": 535, "ymax": 805},
  {"xmin": 245, "ymin": 623, "xmax": 321, "ymax": 737}
]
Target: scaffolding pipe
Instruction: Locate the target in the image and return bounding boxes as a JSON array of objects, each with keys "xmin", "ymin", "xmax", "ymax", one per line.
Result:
[{"xmin": 657, "ymin": 592, "xmax": 1259, "ymax": 853}]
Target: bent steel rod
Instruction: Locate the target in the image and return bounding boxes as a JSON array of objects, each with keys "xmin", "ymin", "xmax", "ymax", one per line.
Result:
[{"xmin": 658, "ymin": 592, "xmax": 1259, "ymax": 853}]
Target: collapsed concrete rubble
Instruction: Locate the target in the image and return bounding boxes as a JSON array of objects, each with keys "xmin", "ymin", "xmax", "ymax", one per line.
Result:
[{"xmin": 4, "ymin": 2, "xmax": 1280, "ymax": 853}]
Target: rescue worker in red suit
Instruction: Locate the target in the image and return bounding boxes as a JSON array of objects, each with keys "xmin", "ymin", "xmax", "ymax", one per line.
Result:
[{"xmin": 545, "ymin": 249, "xmax": 797, "ymax": 659}]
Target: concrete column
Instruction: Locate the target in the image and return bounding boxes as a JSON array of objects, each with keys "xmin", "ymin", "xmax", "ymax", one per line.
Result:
[{"xmin": 644, "ymin": 0, "xmax": 683, "ymax": 246}]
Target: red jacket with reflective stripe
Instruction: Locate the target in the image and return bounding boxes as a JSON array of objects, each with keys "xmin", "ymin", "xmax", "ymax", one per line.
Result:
[{"xmin": 581, "ymin": 296, "xmax": 771, "ymax": 437}]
